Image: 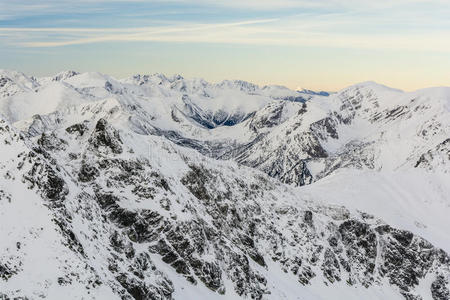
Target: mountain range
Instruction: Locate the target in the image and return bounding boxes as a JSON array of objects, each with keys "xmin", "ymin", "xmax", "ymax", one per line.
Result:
[{"xmin": 0, "ymin": 69, "xmax": 449, "ymax": 300}]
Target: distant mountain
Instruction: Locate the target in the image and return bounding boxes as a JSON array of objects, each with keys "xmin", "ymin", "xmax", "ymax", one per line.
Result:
[
  {"xmin": 0, "ymin": 70, "xmax": 449, "ymax": 300},
  {"xmin": 298, "ymin": 88, "xmax": 331, "ymax": 97}
]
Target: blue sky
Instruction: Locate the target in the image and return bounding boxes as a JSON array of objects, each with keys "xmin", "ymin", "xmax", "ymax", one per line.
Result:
[{"xmin": 0, "ymin": 0, "xmax": 449, "ymax": 91}]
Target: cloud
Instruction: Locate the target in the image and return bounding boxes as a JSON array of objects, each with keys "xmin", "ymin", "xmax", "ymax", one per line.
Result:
[
  {"xmin": 1, "ymin": 0, "xmax": 448, "ymax": 17},
  {"xmin": 2, "ymin": 16, "xmax": 448, "ymax": 53},
  {"xmin": 1, "ymin": 0, "xmax": 449, "ymax": 52}
]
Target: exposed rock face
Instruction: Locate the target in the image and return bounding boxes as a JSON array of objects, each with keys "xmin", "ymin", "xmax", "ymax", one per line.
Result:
[
  {"xmin": 66, "ymin": 122, "xmax": 89, "ymax": 136},
  {"xmin": 431, "ymin": 275, "xmax": 450, "ymax": 300},
  {"xmin": 89, "ymin": 118, "xmax": 123, "ymax": 154},
  {"xmin": 37, "ymin": 132, "xmax": 68, "ymax": 151},
  {"xmin": 415, "ymin": 138, "xmax": 450, "ymax": 172}
]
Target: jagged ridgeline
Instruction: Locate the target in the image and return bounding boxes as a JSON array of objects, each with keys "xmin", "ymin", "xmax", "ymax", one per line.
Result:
[{"xmin": 0, "ymin": 70, "xmax": 449, "ymax": 299}]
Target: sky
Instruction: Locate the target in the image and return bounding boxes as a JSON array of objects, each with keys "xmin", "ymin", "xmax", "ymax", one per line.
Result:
[{"xmin": 0, "ymin": 0, "xmax": 449, "ymax": 91}]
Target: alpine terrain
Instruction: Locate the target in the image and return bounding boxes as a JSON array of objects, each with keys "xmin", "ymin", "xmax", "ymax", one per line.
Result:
[{"xmin": 0, "ymin": 69, "xmax": 449, "ymax": 300}]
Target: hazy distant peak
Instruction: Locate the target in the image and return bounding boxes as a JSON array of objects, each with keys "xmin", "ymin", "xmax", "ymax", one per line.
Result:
[{"xmin": 52, "ymin": 70, "xmax": 80, "ymax": 82}]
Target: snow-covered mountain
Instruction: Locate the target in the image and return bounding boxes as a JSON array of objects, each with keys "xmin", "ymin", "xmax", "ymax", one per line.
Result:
[{"xmin": 0, "ymin": 70, "xmax": 449, "ymax": 300}]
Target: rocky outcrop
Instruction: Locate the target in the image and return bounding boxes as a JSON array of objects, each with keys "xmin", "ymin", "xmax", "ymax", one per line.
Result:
[{"xmin": 88, "ymin": 118, "xmax": 123, "ymax": 154}]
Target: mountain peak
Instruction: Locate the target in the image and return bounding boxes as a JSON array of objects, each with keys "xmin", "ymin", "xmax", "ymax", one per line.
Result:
[
  {"xmin": 345, "ymin": 81, "xmax": 403, "ymax": 93},
  {"xmin": 52, "ymin": 70, "xmax": 80, "ymax": 82}
]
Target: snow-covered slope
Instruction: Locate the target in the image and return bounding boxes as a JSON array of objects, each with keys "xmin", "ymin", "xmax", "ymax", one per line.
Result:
[
  {"xmin": 221, "ymin": 81, "xmax": 450, "ymax": 185},
  {"xmin": 0, "ymin": 70, "xmax": 449, "ymax": 300}
]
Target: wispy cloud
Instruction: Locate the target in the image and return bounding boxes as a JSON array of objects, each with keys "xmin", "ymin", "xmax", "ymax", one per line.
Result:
[
  {"xmin": 1, "ymin": 8, "xmax": 448, "ymax": 53},
  {"xmin": 1, "ymin": 0, "xmax": 449, "ymax": 51},
  {"xmin": 1, "ymin": 0, "xmax": 448, "ymax": 19}
]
